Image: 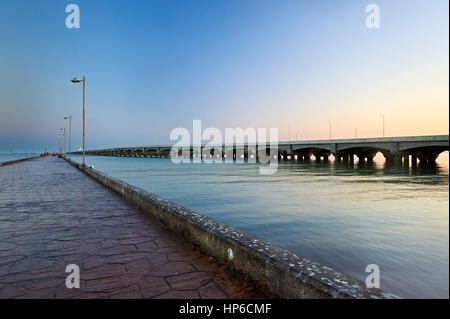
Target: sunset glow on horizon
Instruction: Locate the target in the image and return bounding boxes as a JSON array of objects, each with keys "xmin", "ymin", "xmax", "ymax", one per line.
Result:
[{"xmin": 0, "ymin": 0, "xmax": 448, "ymax": 152}]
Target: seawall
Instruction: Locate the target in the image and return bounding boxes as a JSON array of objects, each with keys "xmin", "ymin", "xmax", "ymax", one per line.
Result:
[{"xmin": 0, "ymin": 155, "xmax": 43, "ymax": 167}]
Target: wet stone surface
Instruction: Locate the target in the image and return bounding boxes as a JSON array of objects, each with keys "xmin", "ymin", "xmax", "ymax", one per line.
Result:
[{"xmin": 0, "ymin": 157, "xmax": 266, "ymax": 299}]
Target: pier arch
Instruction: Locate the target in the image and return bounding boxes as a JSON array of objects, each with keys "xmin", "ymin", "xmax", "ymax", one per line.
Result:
[{"xmin": 292, "ymin": 146, "xmax": 331, "ymax": 161}]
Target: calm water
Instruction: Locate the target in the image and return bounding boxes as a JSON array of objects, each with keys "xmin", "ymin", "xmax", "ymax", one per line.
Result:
[
  {"xmin": 71, "ymin": 153, "xmax": 449, "ymax": 298},
  {"xmin": 0, "ymin": 153, "xmax": 40, "ymax": 163}
]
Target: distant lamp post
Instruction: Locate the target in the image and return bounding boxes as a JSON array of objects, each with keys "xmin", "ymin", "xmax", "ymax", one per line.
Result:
[
  {"xmin": 58, "ymin": 129, "xmax": 64, "ymax": 154},
  {"xmin": 381, "ymin": 115, "xmax": 385, "ymax": 137},
  {"xmin": 60, "ymin": 128, "xmax": 66, "ymax": 156},
  {"xmin": 64, "ymin": 128, "xmax": 66, "ymax": 156},
  {"xmin": 58, "ymin": 132, "xmax": 62, "ymax": 154},
  {"xmin": 64, "ymin": 116, "xmax": 72, "ymax": 159},
  {"xmin": 288, "ymin": 125, "xmax": 291, "ymax": 144},
  {"xmin": 329, "ymin": 121, "xmax": 332, "ymax": 139},
  {"xmin": 71, "ymin": 76, "xmax": 86, "ymax": 166},
  {"xmin": 355, "ymin": 127, "xmax": 360, "ymax": 138}
]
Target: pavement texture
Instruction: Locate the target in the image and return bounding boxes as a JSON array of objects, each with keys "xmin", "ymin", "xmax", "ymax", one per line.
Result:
[{"xmin": 0, "ymin": 156, "xmax": 266, "ymax": 299}]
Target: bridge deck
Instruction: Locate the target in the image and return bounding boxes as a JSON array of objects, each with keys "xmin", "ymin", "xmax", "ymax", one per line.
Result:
[
  {"xmin": 85, "ymin": 135, "xmax": 449, "ymax": 152},
  {"xmin": 0, "ymin": 156, "xmax": 264, "ymax": 299}
]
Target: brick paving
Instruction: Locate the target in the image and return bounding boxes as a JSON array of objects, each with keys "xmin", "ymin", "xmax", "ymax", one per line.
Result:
[{"xmin": 0, "ymin": 156, "xmax": 265, "ymax": 299}]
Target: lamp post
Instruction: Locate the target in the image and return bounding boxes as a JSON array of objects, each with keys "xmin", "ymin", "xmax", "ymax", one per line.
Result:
[
  {"xmin": 64, "ymin": 127, "xmax": 66, "ymax": 156},
  {"xmin": 355, "ymin": 127, "xmax": 359, "ymax": 138},
  {"xmin": 64, "ymin": 116, "xmax": 72, "ymax": 158},
  {"xmin": 58, "ymin": 130, "xmax": 63, "ymax": 154},
  {"xmin": 60, "ymin": 128, "xmax": 66, "ymax": 156},
  {"xmin": 329, "ymin": 121, "xmax": 332, "ymax": 139},
  {"xmin": 288, "ymin": 125, "xmax": 291, "ymax": 144},
  {"xmin": 71, "ymin": 76, "xmax": 86, "ymax": 166},
  {"xmin": 381, "ymin": 115, "xmax": 385, "ymax": 137}
]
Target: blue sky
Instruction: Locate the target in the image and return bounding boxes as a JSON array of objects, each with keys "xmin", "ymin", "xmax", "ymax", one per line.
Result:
[{"xmin": 0, "ymin": 0, "xmax": 448, "ymax": 152}]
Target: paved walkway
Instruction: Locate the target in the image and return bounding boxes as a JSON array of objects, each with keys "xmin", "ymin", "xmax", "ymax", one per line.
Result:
[{"xmin": 0, "ymin": 156, "xmax": 265, "ymax": 299}]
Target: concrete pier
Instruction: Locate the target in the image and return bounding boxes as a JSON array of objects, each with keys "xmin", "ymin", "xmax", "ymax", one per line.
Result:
[{"xmin": 0, "ymin": 157, "xmax": 264, "ymax": 299}]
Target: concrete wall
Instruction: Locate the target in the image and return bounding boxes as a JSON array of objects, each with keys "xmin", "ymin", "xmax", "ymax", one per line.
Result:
[
  {"xmin": 65, "ymin": 158, "xmax": 398, "ymax": 299},
  {"xmin": 0, "ymin": 155, "xmax": 43, "ymax": 167}
]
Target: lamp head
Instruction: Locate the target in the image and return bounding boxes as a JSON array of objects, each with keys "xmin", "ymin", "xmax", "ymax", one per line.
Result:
[{"xmin": 71, "ymin": 78, "xmax": 81, "ymax": 83}]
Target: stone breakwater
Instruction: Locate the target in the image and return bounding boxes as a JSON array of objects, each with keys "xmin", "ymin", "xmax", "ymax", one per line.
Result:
[{"xmin": 66, "ymin": 158, "xmax": 399, "ymax": 299}]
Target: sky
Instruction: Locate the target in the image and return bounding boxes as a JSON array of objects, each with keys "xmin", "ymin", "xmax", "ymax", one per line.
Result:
[{"xmin": 0, "ymin": 0, "xmax": 448, "ymax": 152}]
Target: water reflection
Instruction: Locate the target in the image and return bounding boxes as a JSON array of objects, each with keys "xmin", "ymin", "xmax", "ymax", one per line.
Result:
[{"xmin": 71, "ymin": 153, "xmax": 449, "ymax": 298}]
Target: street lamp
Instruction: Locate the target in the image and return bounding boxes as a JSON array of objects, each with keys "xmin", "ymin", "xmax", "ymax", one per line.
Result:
[
  {"xmin": 381, "ymin": 115, "xmax": 385, "ymax": 137},
  {"xmin": 60, "ymin": 128, "xmax": 66, "ymax": 156},
  {"xmin": 64, "ymin": 116, "xmax": 72, "ymax": 159},
  {"xmin": 288, "ymin": 125, "xmax": 291, "ymax": 144},
  {"xmin": 58, "ymin": 130, "xmax": 64, "ymax": 154},
  {"xmin": 58, "ymin": 133, "xmax": 62, "ymax": 154},
  {"xmin": 355, "ymin": 127, "xmax": 360, "ymax": 138},
  {"xmin": 328, "ymin": 121, "xmax": 332, "ymax": 139},
  {"xmin": 71, "ymin": 76, "xmax": 86, "ymax": 166}
]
